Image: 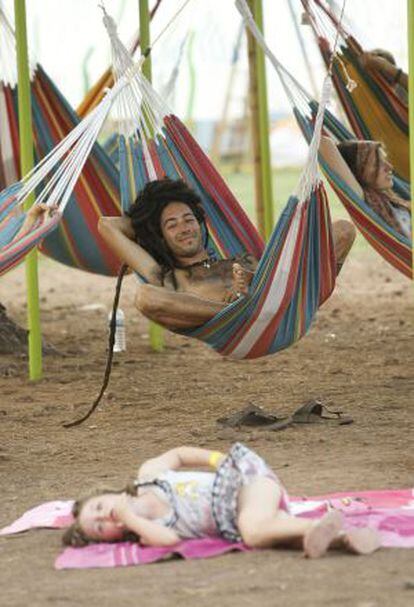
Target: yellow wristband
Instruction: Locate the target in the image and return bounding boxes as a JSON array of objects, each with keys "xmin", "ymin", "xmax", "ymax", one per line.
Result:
[{"xmin": 209, "ymin": 451, "xmax": 224, "ymax": 469}]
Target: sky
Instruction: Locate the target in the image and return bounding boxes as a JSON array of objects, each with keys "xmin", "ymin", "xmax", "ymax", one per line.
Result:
[{"xmin": 0, "ymin": 0, "xmax": 409, "ymax": 123}]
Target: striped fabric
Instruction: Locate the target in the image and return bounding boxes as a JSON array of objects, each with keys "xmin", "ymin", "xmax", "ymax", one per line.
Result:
[
  {"xmin": 301, "ymin": 0, "xmax": 409, "ymax": 182},
  {"xmin": 120, "ymin": 114, "xmax": 335, "ymax": 359},
  {"xmin": 294, "ymin": 104, "xmax": 412, "ymax": 279},
  {"xmin": 0, "ymin": 183, "xmax": 60, "ymax": 276},
  {"xmin": 0, "ymin": 66, "xmax": 123, "ymax": 276}
]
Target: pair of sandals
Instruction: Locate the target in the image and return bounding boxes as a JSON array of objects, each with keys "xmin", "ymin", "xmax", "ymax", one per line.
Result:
[{"xmin": 217, "ymin": 399, "xmax": 353, "ymax": 431}]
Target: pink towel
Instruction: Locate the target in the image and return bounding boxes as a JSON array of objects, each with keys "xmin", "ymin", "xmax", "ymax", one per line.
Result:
[
  {"xmin": 55, "ymin": 537, "xmax": 249, "ymax": 569},
  {"xmin": 1, "ymin": 489, "xmax": 413, "ymax": 569},
  {"xmin": 0, "ymin": 501, "xmax": 74, "ymax": 535}
]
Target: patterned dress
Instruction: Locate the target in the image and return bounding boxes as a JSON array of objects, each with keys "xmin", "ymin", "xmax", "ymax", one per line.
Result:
[{"xmin": 134, "ymin": 443, "xmax": 290, "ymax": 542}]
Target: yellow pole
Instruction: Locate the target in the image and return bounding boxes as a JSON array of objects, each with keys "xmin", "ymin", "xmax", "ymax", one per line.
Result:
[
  {"xmin": 139, "ymin": 0, "xmax": 164, "ymax": 351},
  {"xmin": 14, "ymin": 0, "xmax": 42, "ymax": 379},
  {"xmin": 246, "ymin": 0, "xmax": 274, "ymax": 239}
]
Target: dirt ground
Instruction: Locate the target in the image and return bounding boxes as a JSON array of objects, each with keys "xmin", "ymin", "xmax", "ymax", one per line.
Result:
[{"xmin": 0, "ymin": 246, "xmax": 413, "ymax": 607}]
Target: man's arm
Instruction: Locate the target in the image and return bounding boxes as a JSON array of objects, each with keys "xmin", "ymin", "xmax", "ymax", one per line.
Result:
[
  {"xmin": 138, "ymin": 446, "xmax": 226, "ymax": 480},
  {"xmin": 98, "ymin": 216, "xmax": 162, "ymax": 284}
]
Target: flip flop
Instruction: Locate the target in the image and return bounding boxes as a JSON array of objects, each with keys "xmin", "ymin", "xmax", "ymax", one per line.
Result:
[
  {"xmin": 291, "ymin": 399, "xmax": 353, "ymax": 425},
  {"xmin": 217, "ymin": 404, "xmax": 292, "ymax": 431}
]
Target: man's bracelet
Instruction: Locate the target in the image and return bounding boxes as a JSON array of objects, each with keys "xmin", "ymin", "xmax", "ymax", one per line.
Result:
[{"xmin": 209, "ymin": 451, "xmax": 224, "ymax": 469}]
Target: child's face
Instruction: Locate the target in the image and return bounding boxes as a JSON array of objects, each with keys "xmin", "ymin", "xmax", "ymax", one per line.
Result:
[
  {"xmin": 375, "ymin": 149, "xmax": 394, "ymax": 190},
  {"xmin": 364, "ymin": 147, "xmax": 394, "ymax": 190},
  {"xmin": 78, "ymin": 494, "xmax": 126, "ymax": 542}
]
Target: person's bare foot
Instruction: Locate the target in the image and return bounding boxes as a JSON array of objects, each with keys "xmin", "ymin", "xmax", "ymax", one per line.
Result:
[
  {"xmin": 342, "ymin": 527, "xmax": 381, "ymax": 555},
  {"xmin": 332, "ymin": 220, "xmax": 356, "ymax": 275},
  {"xmin": 303, "ymin": 510, "xmax": 344, "ymax": 558},
  {"xmin": 232, "ymin": 263, "xmax": 254, "ymax": 297}
]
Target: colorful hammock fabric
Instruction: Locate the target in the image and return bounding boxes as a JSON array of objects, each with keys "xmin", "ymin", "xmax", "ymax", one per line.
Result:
[
  {"xmin": 0, "ymin": 8, "xmax": 123, "ymax": 276},
  {"xmin": 0, "ymin": 1, "xmax": 187, "ymax": 275},
  {"xmin": 106, "ymin": 10, "xmax": 336, "ymax": 359},
  {"xmin": 0, "ymin": 74, "xmax": 131, "ymax": 277},
  {"xmin": 0, "ymin": 183, "xmax": 60, "ymax": 275},
  {"xmin": 301, "ymin": 0, "xmax": 409, "ymax": 182},
  {"xmin": 235, "ymin": 0, "xmax": 412, "ymax": 279},
  {"xmin": 0, "ymin": 66, "xmax": 123, "ymax": 276}
]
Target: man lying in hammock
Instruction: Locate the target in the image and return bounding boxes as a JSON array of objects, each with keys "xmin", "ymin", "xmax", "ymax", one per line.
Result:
[{"xmin": 98, "ymin": 178, "xmax": 355, "ymax": 330}]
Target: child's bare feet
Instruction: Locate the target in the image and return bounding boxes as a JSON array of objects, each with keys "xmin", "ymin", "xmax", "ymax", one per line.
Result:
[
  {"xmin": 342, "ymin": 527, "xmax": 381, "ymax": 555},
  {"xmin": 303, "ymin": 510, "xmax": 344, "ymax": 558},
  {"xmin": 232, "ymin": 263, "xmax": 254, "ymax": 297}
]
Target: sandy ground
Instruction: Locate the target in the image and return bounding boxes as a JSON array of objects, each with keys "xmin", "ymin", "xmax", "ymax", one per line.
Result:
[{"xmin": 0, "ymin": 247, "xmax": 413, "ymax": 607}]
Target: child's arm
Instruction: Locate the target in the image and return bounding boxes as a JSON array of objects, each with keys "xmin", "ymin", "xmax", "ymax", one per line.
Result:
[
  {"xmin": 114, "ymin": 498, "xmax": 180, "ymax": 546},
  {"xmin": 319, "ymin": 136, "xmax": 364, "ymax": 199},
  {"xmin": 138, "ymin": 447, "xmax": 226, "ymax": 480},
  {"xmin": 98, "ymin": 216, "xmax": 162, "ymax": 284}
]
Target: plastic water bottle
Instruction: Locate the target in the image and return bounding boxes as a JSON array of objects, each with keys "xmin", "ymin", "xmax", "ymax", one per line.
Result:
[{"xmin": 110, "ymin": 308, "xmax": 126, "ymax": 352}]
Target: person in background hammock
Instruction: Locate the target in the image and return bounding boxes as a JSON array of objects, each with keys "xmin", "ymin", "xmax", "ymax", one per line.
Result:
[
  {"xmin": 98, "ymin": 178, "xmax": 356, "ymax": 330},
  {"xmin": 62, "ymin": 442, "xmax": 381, "ymax": 559},
  {"xmin": 12, "ymin": 203, "xmax": 58, "ymax": 241},
  {"xmin": 319, "ymin": 137, "xmax": 411, "ymax": 240},
  {"xmin": 359, "ymin": 49, "xmax": 408, "ymax": 104}
]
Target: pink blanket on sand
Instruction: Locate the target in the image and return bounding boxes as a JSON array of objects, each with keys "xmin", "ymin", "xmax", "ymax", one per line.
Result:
[{"xmin": 1, "ymin": 489, "xmax": 413, "ymax": 570}]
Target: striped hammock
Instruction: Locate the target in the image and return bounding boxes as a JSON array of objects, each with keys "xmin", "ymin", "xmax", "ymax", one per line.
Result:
[
  {"xmin": 235, "ymin": 0, "xmax": 412, "ymax": 279},
  {"xmin": 301, "ymin": 0, "xmax": 409, "ymax": 182},
  {"xmin": 106, "ymin": 10, "xmax": 336, "ymax": 359},
  {"xmin": 0, "ymin": 71, "xmax": 135, "ymax": 277},
  {"xmin": 0, "ymin": 7, "xmax": 123, "ymax": 276},
  {"xmin": 296, "ymin": 105, "xmax": 412, "ymax": 279}
]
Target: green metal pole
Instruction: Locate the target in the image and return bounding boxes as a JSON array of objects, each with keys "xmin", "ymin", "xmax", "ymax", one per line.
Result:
[
  {"xmin": 139, "ymin": 0, "xmax": 164, "ymax": 352},
  {"xmin": 14, "ymin": 0, "xmax": 42, "ymax": 380},
  {"xmin": 139, "ymin": 0, "xmax": 152, "ymax": 80},
  {"xmin": 408, "ymin": 0, "xmax": 414, "ymax": 270},
  {"xmin": 246, "ymin": 0, "xmax": 274, "ymax": 240}
]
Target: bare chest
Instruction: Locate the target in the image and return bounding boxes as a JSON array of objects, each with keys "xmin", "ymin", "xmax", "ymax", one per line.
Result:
[
  {"xmin": 162, "ymin": 254, "xmax": 257, "ymax": 301},
  {"xmin": 171, "ymin": 260, "xmax": 236, "ymax": 300}
]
